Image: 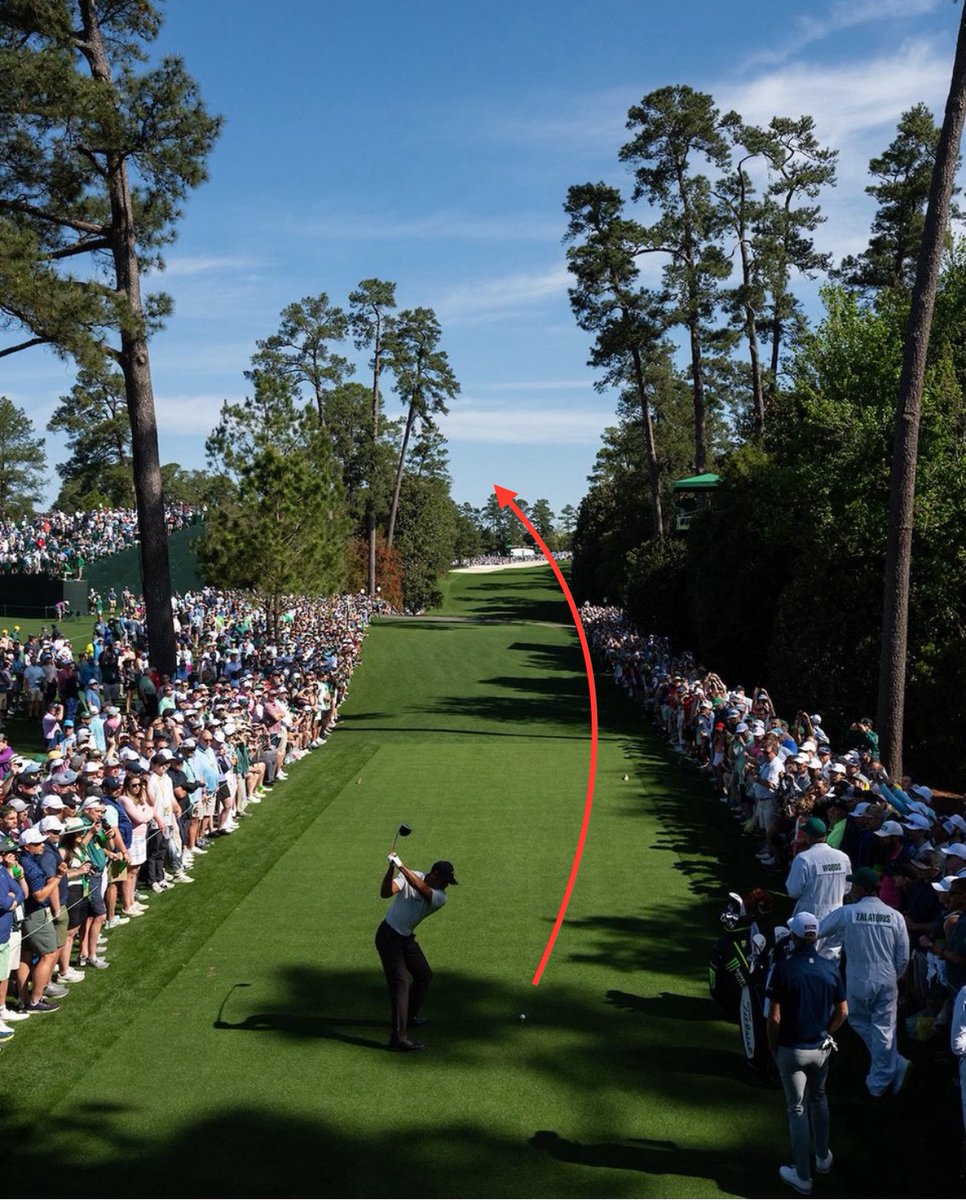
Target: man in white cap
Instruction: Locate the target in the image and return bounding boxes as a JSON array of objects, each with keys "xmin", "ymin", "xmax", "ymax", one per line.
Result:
[
  {"xmin": 818, "ymin": 867, "xmax": 910, "ymax": 1097},
  {"xmin": 766, "ymin": 911, "xmax": 847, "ymax": 1195}
]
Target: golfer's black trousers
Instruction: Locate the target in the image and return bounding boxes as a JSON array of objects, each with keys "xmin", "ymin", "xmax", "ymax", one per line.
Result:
[{"xmin": 375, "ymin": 919, "xmax": 432, "ymax": 1037}]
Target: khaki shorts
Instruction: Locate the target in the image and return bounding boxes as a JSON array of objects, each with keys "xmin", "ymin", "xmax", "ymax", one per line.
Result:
[
  {"xmin": 21, "ymin": 908, "xmax": 57, "ymax": 956},
  {"xmin": 52, "ymin": 907, "xmax": 68, "ymax": 949},
  {"xmin": 7, "ymin": 927, "xmax": 21, "ymax": 971}
]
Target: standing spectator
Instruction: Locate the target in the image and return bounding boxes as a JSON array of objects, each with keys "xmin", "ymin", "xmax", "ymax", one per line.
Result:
[
  {"xmin": 819, "ymin": 866, "xmax": 911, "ymax": 1097},
  {"xmin": 766, "ymin": 912, "xmax": 847, "ymax": 1196}
]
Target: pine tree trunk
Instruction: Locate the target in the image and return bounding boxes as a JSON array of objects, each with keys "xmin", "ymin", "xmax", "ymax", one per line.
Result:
[
  {"xmin": 630, "ymin": 347, "xmax": 664, "ymax": 538},
  {"xmin": 387, "ymin": 402, "xmax": 416, "ymax": 548},
  {"xmin": 876, "ymin": 8, "xmax": 966, "ymax": 777},
  {"xmin": 688, "ymin": 314, "xmax": 708, "ymax": 472},
  {"xmin": 81, "ymin": 0, "xmax": 176, "ymax": 672}
]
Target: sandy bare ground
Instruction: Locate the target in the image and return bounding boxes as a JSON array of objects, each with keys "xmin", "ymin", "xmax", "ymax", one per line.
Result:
[{"xmin": 450, "ymin": 560, "xmax": 549, "ymax": 574}]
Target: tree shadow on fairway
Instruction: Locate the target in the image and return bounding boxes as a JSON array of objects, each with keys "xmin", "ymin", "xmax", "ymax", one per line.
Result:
[
  {"xmin": 562, "ymin": 900, "xmax": 720, "ymax": 980},
  {"xmin": 529, "ymin": 1131, "xmax": 779, "ymax": 1200},
  {"xmin": 605, "ymin": 989, "xmax": 718, "ymax": 1022},
  {"xmin": 446, "ymin": 572, "xmax": 568, "ymax": 626}
]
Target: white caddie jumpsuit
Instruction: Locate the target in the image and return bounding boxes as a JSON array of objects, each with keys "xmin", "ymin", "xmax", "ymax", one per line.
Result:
[{"xmin": 819, "ymin": 895, "xmax": 909, "ymax": 1095}]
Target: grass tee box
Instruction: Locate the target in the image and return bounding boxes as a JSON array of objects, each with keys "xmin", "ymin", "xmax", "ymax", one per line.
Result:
[{"xmin": 0, "ymin": 566, "xmax": 959, "ymax": 1198}]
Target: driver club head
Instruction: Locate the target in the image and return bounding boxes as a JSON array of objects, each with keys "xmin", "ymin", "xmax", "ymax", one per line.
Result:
[{"xmin": 391, "ymin": 822, "xmax": 413, "ymax": 851}]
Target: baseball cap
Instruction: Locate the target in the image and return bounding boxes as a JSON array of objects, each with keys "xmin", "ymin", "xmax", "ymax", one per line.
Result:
[
  {"xmin": 940, "ymin": 842, "xmax": 966, "ymax": 859},
  {"xmin": 20, "ymin": 827, "xmax": 45, "ymax": 846},
  {"xmin": 802, "ymin": 817, "xmax": 827, "ymax": 838},
  {"xmin": 903, "ymin": 813, "xmax": 932, "ymax": 831},
  {"xmin": 943, "ymin": 814, "xmax": 966, "ymax": 836},
  {"xmin": 430, "ymin": 860, "xmax": 459, "ymax": 885},
  {"xmin": 789, "ymin": 912, "xmax": 819, "ymax": 939},
  {"xmin": 39, "ymin": 815, "xmax": 64, "ymax": 833},
  {"xmin": 874, "ymin": 821, "xmax": 905, "ymax": 838},
  {"xmin": 931, "ymin": 875, "xmax": 961, "ymax": 893},
  {"xmin": 848, "ymin": 866, "xmax": 880, "ymax": 889}
]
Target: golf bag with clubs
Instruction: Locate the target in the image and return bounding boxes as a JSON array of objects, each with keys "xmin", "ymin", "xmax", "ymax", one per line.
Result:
[{"xmin": 709, "ymin": 888, "xmax": 789, "ymax": 1085}]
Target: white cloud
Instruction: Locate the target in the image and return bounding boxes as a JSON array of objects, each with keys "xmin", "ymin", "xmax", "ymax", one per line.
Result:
[
  {"xmin": 159, "ymin": 254, "xmax": 262, "ymax": 278},
  {"xmin": 436, "ymin": 265, "xmax": 571, "ymax": 324},
  {"xmin": 749, "ymin": 0, "xmax": 945, "ymax": 68},
  {"xmin": 721, "ymin": 38, "xmax": 956, "ymax": 261},
  {"xmin": 441, "ymin": 402, "xmax": 606, "ymax": 446},
  {"xmin": 721, "ymin": 38, "xmax": 951, "ymax": 155},
  {"xmin": 153, "ymin": 391, "xmax": 242, "ymax": 435}
]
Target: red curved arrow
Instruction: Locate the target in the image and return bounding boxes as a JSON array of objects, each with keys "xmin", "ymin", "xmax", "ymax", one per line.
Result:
[{"xmin": 494, "ymin": 484, "xmax": 598, "ymax": 986}]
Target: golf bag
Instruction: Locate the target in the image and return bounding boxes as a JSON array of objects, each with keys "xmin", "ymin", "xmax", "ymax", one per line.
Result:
[{"xmin": 709, "ymin": 889, "xmax": 787, "ymax": 1085}]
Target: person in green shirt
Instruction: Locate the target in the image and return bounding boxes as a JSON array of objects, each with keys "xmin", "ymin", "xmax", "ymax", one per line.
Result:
[{"xmin": 825, "ymin": 799, "xmax": 849, "ymax": 850}]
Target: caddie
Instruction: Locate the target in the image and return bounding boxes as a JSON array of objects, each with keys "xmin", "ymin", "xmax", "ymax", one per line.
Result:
[{"xmin": 818, "ymin": 866, "xmax": 910, "ymax": 1097}]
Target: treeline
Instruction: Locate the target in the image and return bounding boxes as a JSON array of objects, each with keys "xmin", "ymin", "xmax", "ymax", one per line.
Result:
[
  {"xmin": 567, "ymin": 88, "xmax": 966, "ymax": 783},
  {"xmin": 197, "ymin": 283, "xmax": 462, "ymax": 621}
]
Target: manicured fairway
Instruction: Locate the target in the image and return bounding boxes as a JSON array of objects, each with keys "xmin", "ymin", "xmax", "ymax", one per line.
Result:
[{"xmin": 0, "ymin": 567, "xmax": 960, "ymax": 1197}]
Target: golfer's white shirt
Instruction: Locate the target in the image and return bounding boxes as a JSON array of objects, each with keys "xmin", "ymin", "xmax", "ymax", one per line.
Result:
[{"xmin": 386, "ymin": 872, "xmax": 446, "ymax": 936}]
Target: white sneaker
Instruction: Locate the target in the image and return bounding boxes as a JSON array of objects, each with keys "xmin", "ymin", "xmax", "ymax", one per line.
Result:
[
  {"xmin": 779, "ymin": 1165, "xmax": 812, "ymax": 1195},
  {"xmin": 173, "ymin": 871, "xmax": 194, "ymax": 883},
  {"xmin": 122, "ymin": 907, "xmax": 144, "ymax": 917},
  {"xmin": 60, "ymin": 966, "xmax": 86, "ymax": 983},
  {"xmin": 88, "ymin": 956, "xmax": 110, "ymax": 970},
  {"xmin": 276, "ymin": 770, "xmax": 288, "ymax": 780},
  {"xmin": 191, "ymin": 845, "xmax": 208, "ymax": 854},
  {"xmin": 815, "ymin": 1151, "xmax": 833, "ymax": 1175},
  {"xmin": 0, "ymin": 1005, "xmax": 29, "ymax": 1021},
  {"xmin": 105, "ymin": 915, "xmax": 130, "ymax": 929},
  {"xmin": 151, "ymin": 881, "xmax": 165, "ymax": 893}
]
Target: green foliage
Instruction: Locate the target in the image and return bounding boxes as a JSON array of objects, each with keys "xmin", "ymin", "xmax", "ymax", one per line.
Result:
[
  {"xmin": 0, "ymin": 0, "xmax": 222, "ymax": 366},
  {"xmin": 200, "ymin": 431, "xmax": 347, "ymax": 630},
  {"xmin": 686, "ymin": 279, "xmax": 966, "ymax": 778},
  {"xmin": 453, "ymin": 502, "xmax": 483, "ymax": 562},
  {"xmin": 249, "ymin": 293, "xmax": 352, "ymax": 420},
  {"xmin": 839, "ymin": 104, "xmax": 958, "ymax": 295},
  {"xmin": 394, "ymin": 475, "xmax": 456, "ymax": 612},
  {"xmin": 48, "ymin": 367, "xmax": 133, "ymax": 506},
  {"xmin": 0, "ymin": 395, "xmax": 46, "ymax": 520},
  {"xmin": 624, "ymin": 537, "xmax": 689, "ymax": 642},
  {"xmin": 384, "ymin": 305, "xmax": 459, "ymax": 545},
  {"xmin": 203, "ymin": 369, "xmax": 348, "ymax": 625}
]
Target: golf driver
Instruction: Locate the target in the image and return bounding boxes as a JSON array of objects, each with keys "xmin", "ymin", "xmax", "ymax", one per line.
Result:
[{"xmin": 391, "ymin": 822, "xmax": 413, "ymax": 852}]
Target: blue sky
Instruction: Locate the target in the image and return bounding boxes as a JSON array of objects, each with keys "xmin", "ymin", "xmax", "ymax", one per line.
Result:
[{"xmin": 3, "ymin": 0, "xmax": 963, "ymax": 516}]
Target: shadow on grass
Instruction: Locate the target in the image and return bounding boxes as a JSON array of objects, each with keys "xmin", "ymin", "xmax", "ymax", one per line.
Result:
[{"xmin": 2, "ymin": 962, "xmax": 790, "ymax": 1198}]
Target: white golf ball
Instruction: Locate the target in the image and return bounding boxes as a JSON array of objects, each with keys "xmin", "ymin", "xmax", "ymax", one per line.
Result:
[{"xmin": 519, "ymin": 1012, "xmax": 527, "ymax": 1021}]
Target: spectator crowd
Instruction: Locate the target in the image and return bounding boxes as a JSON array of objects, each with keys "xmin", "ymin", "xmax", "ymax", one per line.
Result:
[
  {"xmin": 0, "ymin": 505, "xmax": 203, "ymax": 576},
  {"xmin": 0, "ymin": 585, "xmax": 383, "ymax": 1046},
  {"xmin": 581, "ymin": 602, "xmax": 966, "ymax": 1180}
]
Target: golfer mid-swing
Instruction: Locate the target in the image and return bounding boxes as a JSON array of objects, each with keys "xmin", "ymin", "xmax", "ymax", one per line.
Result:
[{"xmin": 375, "ymin": 853, "xmax": 458, "ymax": 1052}]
